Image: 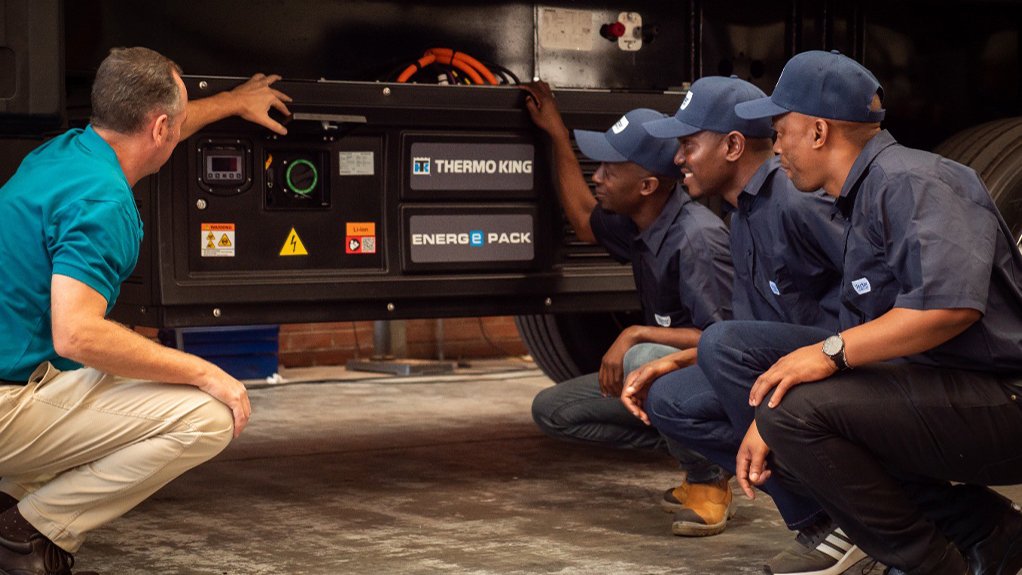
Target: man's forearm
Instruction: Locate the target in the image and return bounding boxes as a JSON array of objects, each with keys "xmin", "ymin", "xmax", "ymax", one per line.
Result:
[
  {"xmin": 58, "ymin": 316, "xmax": 219, "ymax": 387},
  {"xmin": 181, "ymin": 91, "xmax": 238, "ymax": 140},
  {"xmin": 549, "ymin": 133, "xmax": 598, "ymax": 243},
  {"xmin": 624, "ymin": 325, "xmax": 703, "ymax": 351},
  {"xmin": 841, "ymin": 307, "xmax": 980, "ymax": 367}
]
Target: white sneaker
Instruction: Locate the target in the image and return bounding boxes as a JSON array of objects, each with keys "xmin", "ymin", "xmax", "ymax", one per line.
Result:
[{"xmin": 765, "ymin": 523, "xmax": 868, "ymax": 575}]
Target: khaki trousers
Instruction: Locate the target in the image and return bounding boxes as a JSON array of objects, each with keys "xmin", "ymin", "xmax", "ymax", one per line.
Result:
[{"xmin": 0, "ymin": 363, "xmax": 234, "ymax": 552}]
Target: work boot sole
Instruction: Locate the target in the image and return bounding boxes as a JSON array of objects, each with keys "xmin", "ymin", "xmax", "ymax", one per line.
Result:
[
  {"xmin": 671, "ymin": 495, "xmax": 738, "ymax": 537},
  {"xmin": 661, "ymin": 487, "xmax": 686, "ymax": 514}
]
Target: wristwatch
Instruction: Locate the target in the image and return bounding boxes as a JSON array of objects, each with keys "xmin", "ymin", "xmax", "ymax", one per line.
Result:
[{"xmin": 822, "ymin": 334, "xmax": 850, "ymax": 371}]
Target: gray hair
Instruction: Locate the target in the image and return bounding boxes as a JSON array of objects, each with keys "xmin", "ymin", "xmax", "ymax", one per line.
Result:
[{"xmin": 90, "ymin": 47, "xmax": 184, "ymax": 134}]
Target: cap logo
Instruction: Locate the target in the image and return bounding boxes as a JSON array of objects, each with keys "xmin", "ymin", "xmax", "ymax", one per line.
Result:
[
  {"xmin": 680, "ymin": 91, "xmax": 694, "ymax": 110},
  {"xmin": 611, "ymin": 116, "xmax": 629, "ymax": 134}
]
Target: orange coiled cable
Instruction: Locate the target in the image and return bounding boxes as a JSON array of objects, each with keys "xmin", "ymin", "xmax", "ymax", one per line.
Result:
[
  {"xmin": 396, "ymin": 54, "xmax": 437, "ymax": 83},
  {"xmin": 426, "ymin": 48, "xmax": 499, "ymax": 85},
  {"xmin": 428, "ymin": 51, "xmax": 485, "ymax": 84}
]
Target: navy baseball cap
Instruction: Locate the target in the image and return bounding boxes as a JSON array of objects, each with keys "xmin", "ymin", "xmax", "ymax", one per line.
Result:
[
  {"xmin": 643, "ymin": 76, "xmax": 773, "ymax": 139},
  {"xmin": 735, "ymin": 50, "xmax": 885, "ymax": 123},
  {"xmin": 573, "ymin": 108, "xmax": 679, "ymax": 177}
]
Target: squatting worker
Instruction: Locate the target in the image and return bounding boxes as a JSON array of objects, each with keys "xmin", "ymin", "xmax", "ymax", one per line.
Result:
[
  {"xmin": 704, "ymin": 49, "xmax": 1022, "ymax": 575},
  {"xmin": 621, "ymin": 75, "xmax": 860, "ymax": 575},
  {"xmin": 520, "ymin": 81, "xmax": 735, "ymax": 536},
  {"xmin": 0, "ymin": 47, "xmax": 291, "ymax": 574}
]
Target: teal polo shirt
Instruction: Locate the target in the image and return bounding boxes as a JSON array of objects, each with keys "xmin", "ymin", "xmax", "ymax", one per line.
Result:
[{"xmin": 0, "ymin": 125, "xmax": 143, "ymax": 381}]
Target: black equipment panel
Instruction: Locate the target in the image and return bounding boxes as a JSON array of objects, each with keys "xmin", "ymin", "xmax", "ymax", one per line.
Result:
[{"xmin": 114, "ymin": 77, "xmax": 683, "ymax": 327}]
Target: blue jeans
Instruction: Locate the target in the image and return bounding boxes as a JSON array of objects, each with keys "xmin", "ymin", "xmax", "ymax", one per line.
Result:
[
  {"xmin": 531, "ymin": 343, "xmax": 725, "ymax": 483},
  {"xmin": 648, "ymin": 321, "xmax": 831, "ymax": 530}
]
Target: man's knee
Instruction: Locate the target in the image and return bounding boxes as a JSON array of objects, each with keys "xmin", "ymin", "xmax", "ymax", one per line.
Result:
[
  {"xmin": 646, "ymin": 376, "xmax": 726, "ymax": 434},
  {"xmin": 531, "ymin": 385, "xmax": 564, "ymax": 431},
  {"xmin": 696, "ymin": 321, "xmax": 739, "ymax": 371},
  {"xmin": 623, "ymin": 343, "xmax": 677, "ymax": 374},
  {"xmin": 182, "ymin": 393, "xmax": 235, "ymax": 457},
  {"xmin": 644, "ymin": 379, "xmax": 669, "ymax": 429},
  {"xmin": 755, "ymin": 386, "xmax": 818, "ymax": 450}
]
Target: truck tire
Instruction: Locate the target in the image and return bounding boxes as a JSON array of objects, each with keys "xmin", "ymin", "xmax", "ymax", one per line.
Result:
[
  {"xmin": 515, "ymin": 312, "xmax": 637, "ymax": 382},
  {"xmin": 935, "ymin": 117, "xmax": 1022, "ymax": 247}
]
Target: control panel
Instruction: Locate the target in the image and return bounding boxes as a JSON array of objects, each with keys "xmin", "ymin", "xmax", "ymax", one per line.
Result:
[
  {"xmin": 116, "ymin": 77, "xmax": 682, "ymax": 327},
  {"xmin": 188, "ymin": 133, "xmax": 383, "ymax": 273},
  {"xmin": 197, "ymin": 139, "xmax": 252, "ymax": 194}
]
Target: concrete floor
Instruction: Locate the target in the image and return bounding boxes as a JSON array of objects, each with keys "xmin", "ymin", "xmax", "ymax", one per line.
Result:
[{"xmin": 72, "ymin": 359, "xmax": 1019, "ymax": 574}]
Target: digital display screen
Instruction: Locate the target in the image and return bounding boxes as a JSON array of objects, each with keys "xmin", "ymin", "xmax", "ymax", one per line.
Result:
[
  {"xmin": 205, "ymin": 152, "xmax": 244, "ymax": 183},
  {"xmin": 210, "ymin": 156, "xmax": 239, "ymax": 173}
]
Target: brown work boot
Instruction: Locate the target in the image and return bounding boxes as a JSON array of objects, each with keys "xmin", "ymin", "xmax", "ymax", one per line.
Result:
[
  {"xmin": 661, "ymin": 476, "xmax": 736, "ymax": 537},
  {"xmin": 0, "ymin": 532, "xmax": 97, "ymax": 575},
  {"xmin": 660, "ymin": 480, "xmax": 690, "ymax": 513}
]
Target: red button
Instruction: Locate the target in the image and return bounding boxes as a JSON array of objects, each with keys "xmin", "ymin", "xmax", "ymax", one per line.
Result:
[{"xmin": 600, "ymin": 21, "xmax": 626, "ymax": 40}]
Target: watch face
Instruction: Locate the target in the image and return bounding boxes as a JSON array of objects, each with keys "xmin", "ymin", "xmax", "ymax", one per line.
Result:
[{"xmin": 822, "ymin": 335, "xmax": 842, "ymax": 356}]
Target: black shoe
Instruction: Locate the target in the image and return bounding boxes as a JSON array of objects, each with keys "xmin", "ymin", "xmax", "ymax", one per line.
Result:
[
  {"xmin": 966, "ymin": 502, "xmax": 1022, "ymax": 575},
  {"xmin": 0, "ymin": 533, "xmax": 96, "ymax": 575},
  {"xmin": 883, "ymin": 543, "xmax": 967, "ymax": 575}
]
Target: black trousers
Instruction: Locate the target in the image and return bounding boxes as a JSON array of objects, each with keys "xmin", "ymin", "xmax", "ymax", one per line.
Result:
[{"xmin": 757, "ymin": 362, "xmax": 1022, "ymax": 573}]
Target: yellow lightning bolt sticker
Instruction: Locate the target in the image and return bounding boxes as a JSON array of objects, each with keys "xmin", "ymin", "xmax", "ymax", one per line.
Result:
[{"xmin": 280, "ymin": 227, "xmax": 308, "ymax": 256}]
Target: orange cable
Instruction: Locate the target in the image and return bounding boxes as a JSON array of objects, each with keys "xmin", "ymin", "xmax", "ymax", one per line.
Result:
[
  {"xmin": 396, "ymin": 53, "xmax": 436, "ymax": 83},
  {"xmin": 428, "ymin": 50, "xmax": 484, "ymax": 84},
  {"xmin": 426, "ymin": 47, "xmax": 498, "ymax": 85}
]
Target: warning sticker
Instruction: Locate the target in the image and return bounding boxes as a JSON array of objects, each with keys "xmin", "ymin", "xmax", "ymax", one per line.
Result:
[
  {"xmin": 280, "ymin": 227, "xmax": 309, "ymax": 256},
  {"xmin": 201, "ymin": 223, "xmax": 235, "ymax": 257},
  {"xmin": 345, "ymin": 222, "xmax": 377, "ymax": 254}
]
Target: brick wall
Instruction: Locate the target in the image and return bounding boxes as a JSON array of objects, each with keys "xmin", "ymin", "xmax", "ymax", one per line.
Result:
[
  {"xmin": 141, "ymin": 316, "xmax": 529, "ymax": 368},
  {"xmin": 279, "ymin": 316, "xmax": 528, "ymax": 367}
]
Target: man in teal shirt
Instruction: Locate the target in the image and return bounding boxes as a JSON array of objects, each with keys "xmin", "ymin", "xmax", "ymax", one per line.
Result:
[{"xmin": 0, "ymin": 47, "xmax": 290, "ymax": 574}]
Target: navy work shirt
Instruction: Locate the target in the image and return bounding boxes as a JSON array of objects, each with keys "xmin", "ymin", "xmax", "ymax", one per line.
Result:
[
  {"xmin": 590, "ymin": 185, "xmax": 733, "ymax": 330},
  {"xmin": 730, "ymin": 157, "xmax": 844, "ymax": 329},
  {"xmin": 836, "ymin": 130, "xmax": 1022, "ymax": 372}
]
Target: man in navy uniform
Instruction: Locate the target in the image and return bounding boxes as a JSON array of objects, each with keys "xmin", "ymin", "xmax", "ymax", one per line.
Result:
[
  {"xmin": 622, "ymin": 76, "xmax": 858, "ymax": 573},
  {"xmin": 521, "ymin": 81, "xmax": 735, "ymax": 535},
  {"xmin": 704, "ymin": 50, "xmax": 1022, "ymax": 575}
]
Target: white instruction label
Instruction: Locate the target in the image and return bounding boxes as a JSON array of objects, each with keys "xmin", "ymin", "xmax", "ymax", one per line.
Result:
[
  {"xmin": 338, "ymin": 151, "xmax": 375, "ymax": 176},
  {"xmin": 538, "ymin": 7, "xmax": 594, "ymax": 51}
]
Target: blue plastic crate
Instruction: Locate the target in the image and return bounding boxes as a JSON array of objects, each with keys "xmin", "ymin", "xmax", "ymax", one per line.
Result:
[{"xmin": 158, "ymin": 325, "xmax": 279, "ymax": 380}]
